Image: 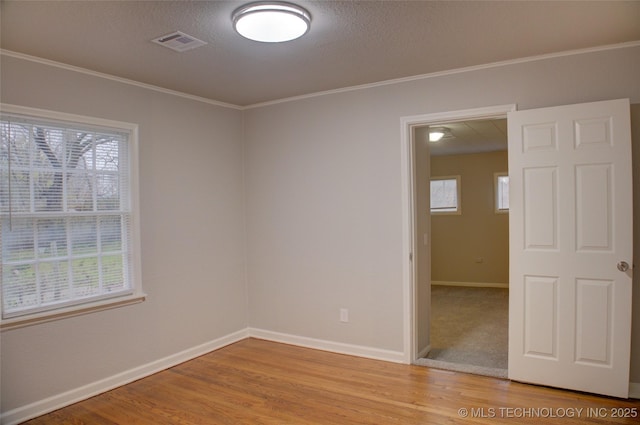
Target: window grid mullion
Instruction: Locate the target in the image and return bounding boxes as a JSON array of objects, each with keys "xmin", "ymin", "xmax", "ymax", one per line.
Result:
[
  {"xmin": 65, "ymin": 216, "xmax": 73, "ymax": 299},
  {"xmin": 93, "ymin": 138, "xmax": 104, "ymax": 293},
  {"xmin": 118, "ymin": 140, "xmax": 131, "ymax": 287},
  {"xmin": 28, "ymin": 124, "xmax": 35, "ymax": 214},
  {"xmin": 121, "ymin": 214, "xmax": 128, "ymax": 288},
  {"xmin": 97, "ymin": 216, "xmax": 103, "ymax": 293},
  {"xmin": 62, "ymin": 129, "xmax": 68, "ymax": 214},
  {"xmin": 91, "ymin": 137, "xmax": 97, "ymax": 212},
  {"xmin": 33, "ymin": 217, "xmax": 42, "ymax": 307},
  {"xmin": 62, "ymin": 130, "xmax": 71, "ymax": 300}
]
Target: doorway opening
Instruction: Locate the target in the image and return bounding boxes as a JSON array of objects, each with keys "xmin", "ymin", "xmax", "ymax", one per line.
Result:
[
  {"xmin": 402, "ymin": 105, "xmax": 515, "ymax": 377},
  {"xmin": 414, "ymin": 119, "xmax": 509, "ymax": 378},
  {"xmin": 402, "ymin": 100, "xmax": 634, "ymax": 397}
]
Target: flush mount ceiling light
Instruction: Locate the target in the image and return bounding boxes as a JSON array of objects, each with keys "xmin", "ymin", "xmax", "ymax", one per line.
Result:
[
  {"xmin": 429, "ymin": 127, "xmax": 452, "ymax": 142},
  {"xmin": 232, "ymin": 1, "xmax": 311, "ymax": 43}
]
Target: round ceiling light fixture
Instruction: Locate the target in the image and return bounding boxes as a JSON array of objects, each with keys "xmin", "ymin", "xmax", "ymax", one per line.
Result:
[{"xmin": 232, "ymin": 1, "xmax": 311, "ymax": 43}]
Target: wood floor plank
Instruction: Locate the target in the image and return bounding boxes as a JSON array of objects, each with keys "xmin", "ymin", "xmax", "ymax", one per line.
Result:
[{"xmin": 22, "ymin": 338, "xmax": 640, "ymax": 424}]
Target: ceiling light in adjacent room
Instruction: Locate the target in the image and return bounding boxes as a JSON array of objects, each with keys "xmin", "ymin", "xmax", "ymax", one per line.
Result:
[
  {"xmin": 232, "ymin": 2, "xmax": 311, "ymax": 43},
  {"xmin": 429, "ymin": 128, "xmax": 447, "ymax": 142}
]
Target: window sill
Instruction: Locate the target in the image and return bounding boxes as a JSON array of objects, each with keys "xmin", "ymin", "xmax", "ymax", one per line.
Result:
[
  {"xmin": 431, "ymin": 210, "xmax": 462, "ymax": 216},
  {"xmin": 0, "ymin": 294, "xmax": 146, "ymax": 331}
]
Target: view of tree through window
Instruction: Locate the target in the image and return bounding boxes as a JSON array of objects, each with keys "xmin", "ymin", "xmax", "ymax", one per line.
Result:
[{"xmin": 1, "ymin": 115, "xmax": 133, "ymax": 318}]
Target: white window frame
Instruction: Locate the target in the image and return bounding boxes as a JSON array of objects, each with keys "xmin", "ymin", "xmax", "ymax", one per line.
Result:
[
  {"xmin": 0, "ymin": 104, "xmax": 144, "ymax": 330},
  {"xmin": 494, "ymin": 172, "xmax": 509, "ymax": 214},
  {"xmin": 430, "ymin": 175, "xmax": 461, "ymax": 215}
]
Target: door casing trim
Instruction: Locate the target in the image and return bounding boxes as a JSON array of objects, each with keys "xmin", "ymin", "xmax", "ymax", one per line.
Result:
[{"xmin": 400, "ymin": 104, "xmax": 517, "ymax": 363}]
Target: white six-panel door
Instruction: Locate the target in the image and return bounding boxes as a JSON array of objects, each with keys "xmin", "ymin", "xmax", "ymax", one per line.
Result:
[{"xmin": 508, "ymin": 99, "xmax": 633, "ymax": 398}]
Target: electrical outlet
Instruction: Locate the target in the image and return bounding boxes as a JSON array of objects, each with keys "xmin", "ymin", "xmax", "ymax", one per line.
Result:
[{"xmin": 340, "ymin": 308, "xmax": 349, "ymax": 323}]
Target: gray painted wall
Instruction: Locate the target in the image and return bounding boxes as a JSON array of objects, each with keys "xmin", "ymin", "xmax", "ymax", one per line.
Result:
[
  {"xmin": 0, "ymin": 55, "xmax": 248, "ymax": 413},
  {"xmin": 1, "ymin": 44, "xmax": 639, "ymax": 416},
  {"xmin": 244, "ymin": 45, "xmax": 640, "ymax": 373}
]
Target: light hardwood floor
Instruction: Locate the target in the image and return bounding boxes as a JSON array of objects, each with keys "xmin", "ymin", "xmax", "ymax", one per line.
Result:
[{"xmin": 24, "ymin": 338, "xmax": 640, "ymax": 424}]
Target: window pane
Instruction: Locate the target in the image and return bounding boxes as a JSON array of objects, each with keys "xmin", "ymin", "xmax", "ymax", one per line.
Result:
[
  {"xmin": 1, "ymin": 122, "xmax": 31, "ymax": 168},
  {"xmin": 2, "ymin": 217, "xmax": 34, "ymax": 262},
  {"xmin": 100, "ymin": 216, "xmax": 122, "ymax": 252},
  {"xmin": 37, "ymin": 218, "xmax": 68, "ymax": 258},
  {"xmin": 32, "ymin": 127, "xmax": 65, "ymax": 169},
  {"xmin": 97, "ymin": 173, "xmax": 120, "ymax": 211},
  {"xmin": 3, "ymin": 170, "xmax": 31, "ymax": 213},
  {"xmin": 431, "ymin": 178, "xmax": 458, "ymax": 212},
  {"xmin": 497, "ymin": 175, "xmax": 509, "ymax": 210},
  {"xmin": 72, "ymin": 257, "xmax": 100, "ymax": 298},
  {"xmin": 102, "ymin": 254, "xmax": 126, "ymax": 292},
  {"xmin": 67, "ymin": 170, "xmax": 94, "ymax": 212},
  {"xmin": 40, "ymin": 260, "xmax": 70, "ymax": 305},
  {"xmin": 95, "ymin": 139, "xmax": 120, "ymax": 171},
  {"xmin": 69, "ymin": 132, "xmax": 93, "ymax": 171},
  {"xmin": 2, "ymin": 263, "xmax": 37, "ymax": 312},
  {"xmin": 1, "ymin": 122, "xmax": 32, "ymax": 214},
  {"xmin": 71, "ymin": 217, "xmax": 98, "ymax": 255},
  {"xmin": 34, "ymin": 170, "xmax": 63, "ymax": 212}
]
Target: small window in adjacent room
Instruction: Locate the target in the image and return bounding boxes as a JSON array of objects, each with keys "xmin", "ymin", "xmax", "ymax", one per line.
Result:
[
  {"xmin": 430, "ymin": 176, "xmax": 461, "ymax": 214},
  {"xmin": 495, "ymin": 172, "xmax": 509, "ymax": 213},
  {"xmin": 1, "ymin": 105, "xmax": 143, "ymax": 328}
]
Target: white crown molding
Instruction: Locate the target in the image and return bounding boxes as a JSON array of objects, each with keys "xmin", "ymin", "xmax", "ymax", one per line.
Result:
[
  {"xmin": 245, "ymin": 40, "xmax": 640, "ymax": 109},
  {"xmin": 0, "ymin": 49, "xmax": 243, "ymax": 111},
  {"xmin": 3, "ymin": 40, "xmax": 640, "ymax": 111}
]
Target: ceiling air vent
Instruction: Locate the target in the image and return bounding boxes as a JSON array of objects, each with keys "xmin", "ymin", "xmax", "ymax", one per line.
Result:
[{"xmin": 152, "ymin": 31, "xmax": 207, "ymax": 52}]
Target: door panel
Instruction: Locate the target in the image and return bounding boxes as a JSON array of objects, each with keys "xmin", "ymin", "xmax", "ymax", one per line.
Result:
[
  {"xmin": 575, "ymin": 278, "xmax": 612, "ymax": 365},
  {"xmin": 523, "ymin": 167, "xmax": 558, "ymax": 249},
  {"xmin": 575, "ymin": 164, "xmax": 612, "ymax": 251},
  {"xmin": 523, "ymin": 275, "xmax": 558, "ymax": 358},
  {"xmin": 508, "ymin": 99, "xmax": 633, "ymax": 398}
]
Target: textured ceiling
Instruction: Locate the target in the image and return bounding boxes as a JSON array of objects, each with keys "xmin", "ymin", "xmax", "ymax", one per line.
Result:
[
  {"xmin": 1, "ymin": 1, "xmax": 639, "ymax": 106},
  {"xmin": 426, "ymin": 119, "xmax": 508, "ymax": 156}
]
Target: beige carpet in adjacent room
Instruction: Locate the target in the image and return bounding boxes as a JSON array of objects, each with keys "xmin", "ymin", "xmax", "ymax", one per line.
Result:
[{"xmin": 415, "ymin": 285, "xmax": 508, "ymax": 378}]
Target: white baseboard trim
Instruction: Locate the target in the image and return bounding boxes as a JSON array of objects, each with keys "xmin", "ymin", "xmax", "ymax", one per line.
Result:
[
  {"xmin": 0, "ymin": 328, "xmax": 250, "ymax": 425},
  {"xmin": 248, "ymin": 328, "xmax": 406, "ymax": 364},
  {"xmin": 4, "ymin": 326, "xmax": 636, "ymax": 425},
  {"xmin": 431, "ymin": 280, "xmax": 509, "ymax": 289},
  {"xmin": 630, "ymin": 382, "xmax": 640, "ymax": 399}
]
